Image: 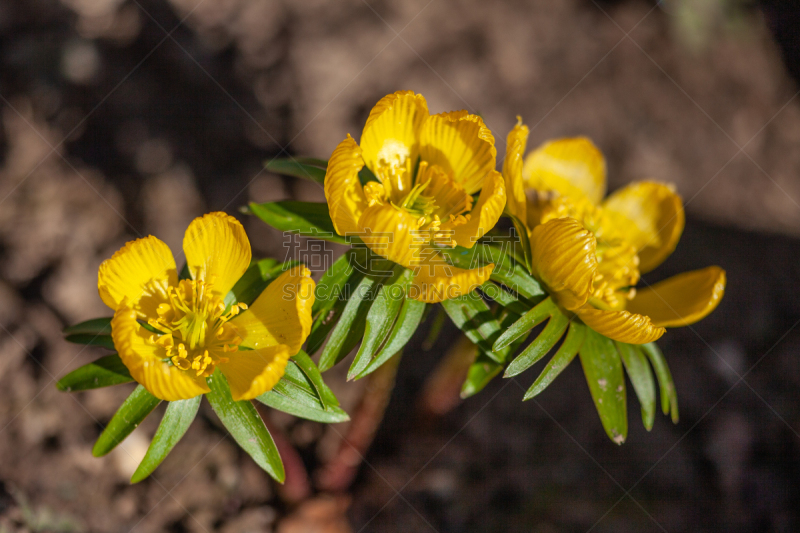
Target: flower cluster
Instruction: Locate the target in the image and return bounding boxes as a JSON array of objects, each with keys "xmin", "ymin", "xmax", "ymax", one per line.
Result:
[
  {"xmin": 501, "ymin": 119, "xmax": 725, "ymax": 344},
  {"xmin": 60, "ymin": 90, "xmax": 728, "ymax": 481}
]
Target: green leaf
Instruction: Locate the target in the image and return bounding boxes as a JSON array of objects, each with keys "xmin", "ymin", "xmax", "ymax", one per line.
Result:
[
  {"xmin": 349, "ymin": 266, "xmax": 411, "ymax": 380},
  {"xmin": 640, "ymin": 342, "xmax": 679, "ymax": 423},
  {"xmin": 524, "ymin": 322, "xmax": 586, "ymax": 400},
  {"xmin": 93, "ymin": 385, "xmax": 161, "ymax": 457},
  {"xmin": 356, "ymin": 298, "xmax": 425, "ymax": 379},
  {"xmin": 290, "ymin": 351, "xmax": 341, "ymax": 408},
  {"xmin": 481, "ymin": 245, "xmax": 544, "ymax": 300},
  {"xmin": 461, "ymin": 303, "xmax": 531, "ymax": 398},
  {"xmin": 206, "ymin": 371, "xmax": 285, "ymax": 482},
  {"xmin": 63, "ymin": 317, "xmax": 112, "ymax": 336},
  {"xmin": 256, "ymin": 351, "xmax": 348, "ymax": 423},
  {"xmin": 318, "ymin": 271, "xmax": 386, "ymax": 371},
  {"xmin": 179, "ymin": 262, "xmax": 191, "ymax": 280},
  {"xmin": 56, "ymin": 354, "xmax": 133, "ymax": 392},
  {"xmin": 493, "ymin": 297, "xmax": 556, "ymax": 352},
  {"xmin": 579, "ymin": 330, "xmax": 628, "ymax": 444},
  {"xmin": 131, "ymin": 395, "xmax": 202, "ymax": 483},
  {"xmin": 248, "ymin": 201, "xmax": 347, "ymax": 244},
  {"xmin": 460, "ymin": 351, "xmax": 503, "ymax": 399},
  {"xmin": 441, "ymin": 293, "xmax": 507, "ymax": 363},
  {"xmin": 481, "ymin": 281, "xmax": 529, "ymax": 316},
  {"xmin": 64, "ymin": 334, "xmax": 115, "ymax": 350},
  {"xmin": 504, "ymin": 310, "xmax": 569, "ymax": 378},
  {"xmin": 265, "ymin": 157, "xmax": 327, "ymax": 184},
  {"xmin": 616, "ymin": 342, "xmax": 657, "ymax": 431},
  {"xmin": 306, "ymin": 251, "xmax": 362, "ymax": 354}
]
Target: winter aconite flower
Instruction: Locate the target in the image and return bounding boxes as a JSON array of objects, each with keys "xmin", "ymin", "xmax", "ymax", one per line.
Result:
[
  {"xmin": 502, "ymin": 120, "xmax": 725, "ymax": 344},
  {"xmin": 99, "ymin": 212, "xmax": 315, "ymax": 401},
  {"xmin": 325, "ymin": 90, "xmax": 506, "ymax": 303}
]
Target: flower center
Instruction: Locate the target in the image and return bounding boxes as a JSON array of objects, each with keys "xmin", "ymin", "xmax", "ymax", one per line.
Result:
[{"xmin": 146, "ymin": 278, "xmax": 248, "ymax": 377}]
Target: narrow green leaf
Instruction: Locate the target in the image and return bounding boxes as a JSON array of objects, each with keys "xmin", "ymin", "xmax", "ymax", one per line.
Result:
[
  {"xmin": 131, "ymin": 396, "xmax": 201, "ymax": 483},
  {"xmin": 257, "ymin": 357, "xmax": 349, "ymax": 423},
  {"xmin": 349, "ymin": 266, "xmax": 411, "ymax": 379},
  {"xmin": 63, "ymin": 317, "xmax": 111, "ymax": 336},
  {"xmin": 524, "ymin": 322, "xmax": 586, "ymax": 400},
  {"xmin": 480, "ymin": 245, "xmax": 544, "ymax": 300},
  {"xmin": 64, "ymin": 334, "xmax": 115, "ymax": 350},
  {"xmin": 93, "ymin": 385, "xmax": 161, "ymax": 457},
  {"xmin": 257, "ymin": 391, "xmax": 349, "ymax": 423},
  {"xmin": 265, "ymin": 158, "xmax": 327, "ymax": 184},
  {"xmin": 290, "ymin": 351, "xmax": 341, "ymax": 408},
  {"xmin": 616, "ymin": 342, "xmax": 657, "ymax": 431},
  {"xmin": 640, "ymin": 342, "xmax": 679, "ymax": 423},
  {"xmin": 441, "ymin": 294, "xmax": 507, "ymax": 363},
  {"xmin": 493, "ymin": 297, "xmax": 556, "ymax": 352},
  {"xmin": 318, "ymin": 272, "xmax": 385, "ymax": 371},
  {"xmin": 248, "ymin": 201, "xmax": 347, "ymax": 244},
  {"xmin": 579, "ymin": 330, "xmax": 628, "ymax": 444},
  {"xmin": 306, "ymin": 252, "xmax": 362, "ymax": 354},
  {"xmin": 206, "ymin": 371, "xmax": 285, "ymax": 482},
  {"xmin": 460, "ymin": 352, "xmax": 503, "ymax": 399},
  {"xmin": 56, "ymin": 354, "xmax": 133, "ymax": 392},
  {"xmin": 481, "ymin": 281, "xmax": 529, "ymax": 316},
  {"xmin": 504, "ymin": 310, "xmax": 569, "ymax": 377},
  {"xmin": 357, "ymin": 298, "xmax": 425, "ymax": 379},
  {"xmin": 439, "ymin": 244, "xmax": 544, "ymax": 300}
]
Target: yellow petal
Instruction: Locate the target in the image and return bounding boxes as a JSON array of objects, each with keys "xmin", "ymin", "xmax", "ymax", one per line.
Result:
[
  {"xmin": 530, "ymin": 217, "xmax": 597, "ymax": 311},
  {"xmin": 627, "ymin": 266, "xmax": 725, "ymax": 327},
  {"xmin": 502, "ymin": 118, "xmax": 529, "ymax": 222},
  {"xmin": 219, "ymin": 345, "xmax": 291, "ymax": 401},
  {"xmin": 98, "ymin": 236, "xmax": 177, "ymax": 316},
  {"xmin": 357, "ymin": 202, "xmax": 420, "ymax": 268},
  {"xmin": 360, "ymin": 91, "xmax": 428, "ymax": 194},
  {"xmin": 522, "ymin": 137, "xmax": 607, "ymax": 204},
  {"xmin": 419, "ymin": 110, "xmax": 497, "ymax": 195},
  {"xmin": 451, "ymin": 170, "xmax": 506, "ymax": 248},
  {"xmin": 111, "ymin": 302, "xmax": 209, "ymax": 401},
  {"xmin": 324, "ymin": 135, "xmax": 368, "ymax": 236},
  {"xmin": 576, "ymin": 306, "xmax": 665, "ymax": 344},
  {"xmin": 410, "ymin": 255, "xmax": 494, "ymax": 303},
  {"xmin": 602, "ymin": 181, "xmax": 685, "ymax": 273},
  {"xmin": 231, "ymin": 266, "xmax": 316, "ymax": 355},
  {"xmin": 183, "ymin": 212, "xmax": 251, "ymax": 299}
]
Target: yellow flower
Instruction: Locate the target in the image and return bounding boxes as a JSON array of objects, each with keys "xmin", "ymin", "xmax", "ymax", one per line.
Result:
[
  {"xmin": 98, "ymin": 212, "xmax": 315, "ymax": 401},
  {"xmin": 502, "ymin": 119, "xmax": 725, "ymax": 344},
  {"xmin": 324, "ymin": 90, "xmax": 507, "ymax": 303}
]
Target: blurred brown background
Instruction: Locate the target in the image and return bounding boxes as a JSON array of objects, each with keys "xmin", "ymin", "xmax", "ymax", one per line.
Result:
[{"xmin": 1, "ymin": 0, "xmax": 800, "ymax": 531}]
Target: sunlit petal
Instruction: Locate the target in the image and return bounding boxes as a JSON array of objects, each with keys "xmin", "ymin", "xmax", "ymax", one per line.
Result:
[
  {"xmin": 451, "ymin": 170, "xmax": 506, "ymax": 249},
  {"xmin": 219, "ymin": 345, "xmax": 291, "ymax": 401},
  {"xmin": 530, "ymin": 217, "xmax": 597, "ymax": 310},
  {"xmin": 360, "ymin": 91, "xmax": 428, "ymax": 194},
  {"xmin": 411, "ymin": 255, "xmax": 494, "ymax": 303},
  {"xmin": 98, "ymin": 236, "xmax": 177, "ymax": 317},
  {"xmin": 111, "ymin": 301, "xmax": 210, "ymax": 401},
  {"xmin": 627, "ymin": 266, "xmax": 725, "ymax": 327},
  {"xmin": 183, "ymin": 212, "xmax": 251, "ymax": 299},
  {"xmin": 231, "ymin": 267, "xmax": 316, "ymax": 355},
  {"xmin": 602, "ymin": 181, "xmax": 684, "ymax": 273},
  {"xmin": 502, "ymin": 118, "xmax": 529, "ymax": 222},
  {"xmin": 324, "ymin": 135, "xmax": 368, "ymax": 236},
  {"xmin": 522, "ymin": 137, "xmax": 606, "ymax": 204},
  {"xmin": 357, "ymin": 202, "xmax": 420, "ymax": 268},
  {"xmin": 576, "ymin": 306, "xmax": 665, "ymax": 344},
  {"xmin": 420, "ymin": 110, "xmax": 496, "ymax": 194}
]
